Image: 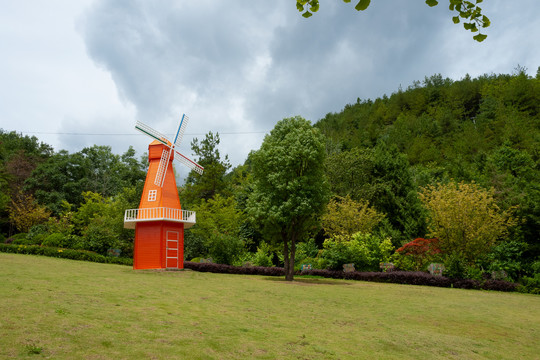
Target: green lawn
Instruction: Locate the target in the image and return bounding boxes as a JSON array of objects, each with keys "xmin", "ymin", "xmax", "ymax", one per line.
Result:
[{"xmin": 1, "ymin": 253, "xmax": 539, "ymax": 359}]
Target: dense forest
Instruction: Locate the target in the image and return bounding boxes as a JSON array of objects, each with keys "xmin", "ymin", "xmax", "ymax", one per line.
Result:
[{"xmin": 1, "ymin": 68, "xmax": 539, "ymax": 287}]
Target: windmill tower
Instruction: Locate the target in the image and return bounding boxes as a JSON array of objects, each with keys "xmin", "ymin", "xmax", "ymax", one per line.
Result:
[{"xmin": 124, "ymin": 114, "xmax": 204, "ymax": 270}]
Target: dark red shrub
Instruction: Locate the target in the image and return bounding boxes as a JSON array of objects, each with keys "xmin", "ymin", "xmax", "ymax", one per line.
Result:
[{"xmin": 397, "ymin": 237, "xmax": 441, "ymax": 257}]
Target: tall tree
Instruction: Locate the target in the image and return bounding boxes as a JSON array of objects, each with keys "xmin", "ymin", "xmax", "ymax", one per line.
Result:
[
  {"xmin": 183, "ymin": 132, "xmax": 231, "ymax": 205},
  {"xmin": 321, "ymin": 195, "xmax": 384, "ymax": 239},
  {"xmin": 26, "ymin": 146, "xmax": 145, "ymax": 214},
  {"xmin": 247, "ymin": 116, "xmax": 329, "ymax": 281},
  {"xmin": 420, "ymin": 180, "xmax": 517, "ymax": 264}
]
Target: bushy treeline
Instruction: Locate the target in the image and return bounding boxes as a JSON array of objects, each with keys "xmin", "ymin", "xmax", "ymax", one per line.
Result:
[
  {"xmin": 0, "ymin": 136, "xmax": 145, "ymax": 257},
  {"xmin": 1, "ymin": 69, "xmax": 539, "ymax": 292}
]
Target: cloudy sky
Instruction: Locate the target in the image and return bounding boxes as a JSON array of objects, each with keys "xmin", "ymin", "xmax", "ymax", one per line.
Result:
[{"xmin": 1, "ymin": 0, "xmax": 539, "ymax": 178}]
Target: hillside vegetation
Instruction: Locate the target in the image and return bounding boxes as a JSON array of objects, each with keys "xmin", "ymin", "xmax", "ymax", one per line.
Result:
[{"xmin": 1, "ymin": 68, "xmax": 539, "ymax": 287}]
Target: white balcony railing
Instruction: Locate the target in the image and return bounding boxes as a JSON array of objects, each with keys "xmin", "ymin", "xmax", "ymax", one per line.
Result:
[{"xmin": 124, "ymin": 207, "xmax": 196, "ymax": 229}]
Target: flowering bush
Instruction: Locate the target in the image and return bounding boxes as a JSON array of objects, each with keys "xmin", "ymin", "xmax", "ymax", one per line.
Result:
[{"xmin": 394, "ymin": 238, "xmax": 442, "ymax": 271}]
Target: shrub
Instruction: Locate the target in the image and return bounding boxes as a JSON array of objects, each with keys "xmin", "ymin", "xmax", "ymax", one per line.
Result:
[
  {"xmin": 420, "ymin": 181, "xmax": 517, "ymax": 264},
  {"xmin": 518, "ymin": 274, "xmax": 540, "ymax": 294},
  {"xmin": 79, "ymin": 218, "xmax": 119, "ymax": 255},
  {"xmin": 9, "ymin": 233, "xmax": 32, "ymax": 245},
  {"xmin": 42, "ymin": 233, "xmax": 68, "ymax": 248},
  {"xmin": 321, "ymin": 233, "xmax": 394, "ymax": 271},
  {"xmin": 443, "ymin": 253, "xmax": 466, "ymax": 279},
  {"xmin": 184, "ymin": 230, "xmax": 208, "ymax": 261},
  {"xmin": 531, "ymin": 261, "xmax": 540, "ymax": 275},
  {"xmin": 184, "ymin": 261, "xmax": 285, "ymax": 277},
  {"xmin": 296, "ymin": 238, "xmax": 319, "ymax": 260},
  {"xmin": 0, "ymin": 243, "xmax": 132, "ymax": 266},
  {"xmin": 252, "ymin": 242, "xmax": 274, "ymax": 267},
  {"xmin": 396, "ymin": 238, "xmax": 442, "ymax": 271},
  {"xmin": 486, "ymin": 241, "xmax": 527, "ymax": 281},
  {"xmin": 27, "ymin": 224, "xmax": 49, "ymax": 245},
  {"xmin": 295, "ymin": 257, "xmax": 320, "ymax": 271},
  {"xmin": 464, "ymin": 265, "xmax": 484, "ymax": 282},
  {"xmin": 207, "ymin": 232, "xmax": 245, "ymax": 265}
]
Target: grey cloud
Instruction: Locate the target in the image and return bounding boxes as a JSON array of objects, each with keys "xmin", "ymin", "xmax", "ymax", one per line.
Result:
[{"xmin": 78, "ymin": 0, "xmax": 540, "ymax": 167}]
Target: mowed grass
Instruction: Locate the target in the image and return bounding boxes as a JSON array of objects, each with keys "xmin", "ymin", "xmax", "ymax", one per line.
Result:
[{"xmin": 1, "ymin": 253, "xmax": 539, "ymax": 359}]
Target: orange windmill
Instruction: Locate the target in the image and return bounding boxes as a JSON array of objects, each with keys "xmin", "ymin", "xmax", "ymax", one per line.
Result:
[{"xmin": 124, "ymin": 114, "xmax": 204, "ymax": 270}]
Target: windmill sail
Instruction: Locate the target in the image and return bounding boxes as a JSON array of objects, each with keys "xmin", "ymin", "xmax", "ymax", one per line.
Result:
[
  {"xmin": 154, "ymin": 149, "xmax": 171, "ymax": 187},
  {"xmin": 174, "ymin": 114, "xmax": 189, "ymax": 148},
  {"xmin": 135, "ymin": 114, "xmax": 204, "ymax": 188},
  {"xmin": 135, "ymin": 120, "xmax": 170, "ymax": 145},
  {"xmin": 175, "ymin": 150, "xmax": 204, "ymax": 175}
]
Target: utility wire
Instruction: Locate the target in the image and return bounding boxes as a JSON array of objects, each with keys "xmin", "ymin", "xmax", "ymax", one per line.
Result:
[{"xmin": 13, "ymin": 131, "xmax": 269, "ymax": 136}]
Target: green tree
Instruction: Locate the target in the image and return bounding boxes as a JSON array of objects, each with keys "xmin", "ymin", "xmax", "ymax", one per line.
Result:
[
  {"xmin": 26, "ymin": 146, "xmax": 145, "ymax": 214},
  {"xmin": 482, "ymin": 142, "xmax": 540, "ymax": 258},
  {"xmin": 247, "ymin": 116, "xmax": 330, "ymax": 281},
  {"xmin": 321, "ymin": 195, "xmax": 384, "ymax": 239},
  {"xmin": 420, "ymin": 180, "xmax": 517, "ymax": 264},
  {"xmin": 185, "ymin": 194, "xmax": 246, "ymax": 264},
  {"xmin": 183, "ymin": 132, "xmax": 231, "ymax": 205},
  {"xmin": 71, "ymin": 190, "xmax": 137, "ymax": 256},
  {"xmin": 8, "ymin": 191, "xmax": 51, "ymax": 233},
  {"xmin": 0, "ymin": 130, "xmax": 52, "ymax": 235},
  {"xmin": 296, "ymin": 0, "xmax": 490, "ymax": 42}
]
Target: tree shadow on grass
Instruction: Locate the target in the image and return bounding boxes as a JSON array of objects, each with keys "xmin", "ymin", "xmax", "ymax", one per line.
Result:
[{"xmin": 263, "ymin": 276, "xmax": 352, "ymax": 286}]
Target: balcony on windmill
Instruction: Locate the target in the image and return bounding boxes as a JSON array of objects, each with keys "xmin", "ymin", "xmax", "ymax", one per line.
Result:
[{"xmin": 123, "ymin": 207, "xmax": 196, "ymax": 229}]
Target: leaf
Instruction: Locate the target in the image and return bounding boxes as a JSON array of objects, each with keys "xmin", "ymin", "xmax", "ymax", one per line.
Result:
[
  {"xmin": 425, "ymin": 0, "xmax": 439, "ymax": 7},
  {"xmin": 355, "ymin": 0, "xmax": 371, "ymax": 11},
  {"xmin": 473, "ymin": 33, "xmax": 487, "ymax": 42},
  {"xmin": 343, "ymin": 0, "xmax": 351, "ymax": 3},
  {"xmin": 302, "ymin": 11, "xmax": 313, "ymax": 18},
  {"xmin": 452, "ymin": 16, "xmax": 460, "ymax": 24},
  {"xmin": 296, "ymin": 2, "xmax": 305, "ymax": 11},
  {"xmin": 482, "ymin": 15, "xmax": 490, "ymax": 27}
]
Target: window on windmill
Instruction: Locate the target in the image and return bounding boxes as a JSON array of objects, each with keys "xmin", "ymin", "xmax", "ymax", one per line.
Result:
[{"xmin": 148, "ymin": 190, "xmax": 157, "ymax": 202}]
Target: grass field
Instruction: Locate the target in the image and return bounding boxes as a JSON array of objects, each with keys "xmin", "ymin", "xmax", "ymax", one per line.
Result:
[{"xmin": 1, "ymin": 253, "xmax": 539, "ymax": 359}]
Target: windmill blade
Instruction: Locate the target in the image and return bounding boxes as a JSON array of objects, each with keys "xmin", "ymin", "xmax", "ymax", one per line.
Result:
[
  {"xmin": 135, "ymin": 120, "xmax": 171, "ymax": 146},
  {"xmin": 173, "ymin": 114, "xmax": 189, "ymax": 148},
  {"xmin": 154, "ymin": 149, "xmax": 171, "ymax": 187},
  {"xmin": 174, "ymin": 150, "xmax": 204, "ymax": 175}
]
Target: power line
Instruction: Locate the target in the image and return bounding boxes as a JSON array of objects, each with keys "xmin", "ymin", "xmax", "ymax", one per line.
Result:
[{"xmin": 13, "ymin": 130, "xmax": 269, "ymax": 136}]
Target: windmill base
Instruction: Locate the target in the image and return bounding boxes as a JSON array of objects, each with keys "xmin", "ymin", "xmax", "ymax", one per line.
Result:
[{"xmin": 133, "ymin": 221, "xmax": 184, "ymax": 270}]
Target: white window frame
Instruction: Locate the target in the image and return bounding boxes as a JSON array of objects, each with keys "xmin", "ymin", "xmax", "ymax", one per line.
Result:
[{"xmin": 148, "ymin": 190, "xmax": 157, "ymax": 202}]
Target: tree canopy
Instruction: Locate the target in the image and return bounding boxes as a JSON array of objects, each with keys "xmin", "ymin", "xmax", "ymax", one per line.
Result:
[
  {"xmin": 296, "ymin": 0, "xmax": 490, "ymax": 42},
  {"xmin": 247, "ymin": 116, "xmax": 329, "ymax": 280}
]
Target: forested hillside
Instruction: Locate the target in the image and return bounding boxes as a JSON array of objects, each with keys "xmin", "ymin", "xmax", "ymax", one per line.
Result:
[
  {"xmin": 316, "ymin": 69, "xmax": 540, "ymax": 257},
  {"xmin": 1, "ymin": 69, "xmax": 539, "ymax": 287}
]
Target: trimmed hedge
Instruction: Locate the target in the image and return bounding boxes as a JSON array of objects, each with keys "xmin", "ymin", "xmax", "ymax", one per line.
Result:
[
  {"xmin": 183, "ymin": 262, "xmax": 518, "ymax": 292},
  {"xmin": 0, "ymin": 244, "xmax": 519, "ymax": 292},
  {"xmin": 0, "ymin": 243, "xmax": 132, "ymax": 266},
  {"xmin": 184, "ymin": 261, "xmax": 285, "ymax": 276}
]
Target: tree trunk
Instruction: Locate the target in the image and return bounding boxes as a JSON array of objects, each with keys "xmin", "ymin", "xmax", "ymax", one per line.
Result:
[
  {"xmin": 283, "ymin": 231, "xmax": 293, "ymax": 281},
  {"xmin": 287, "ymin": 232, "xmax": 296, "ymax": 281}
]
